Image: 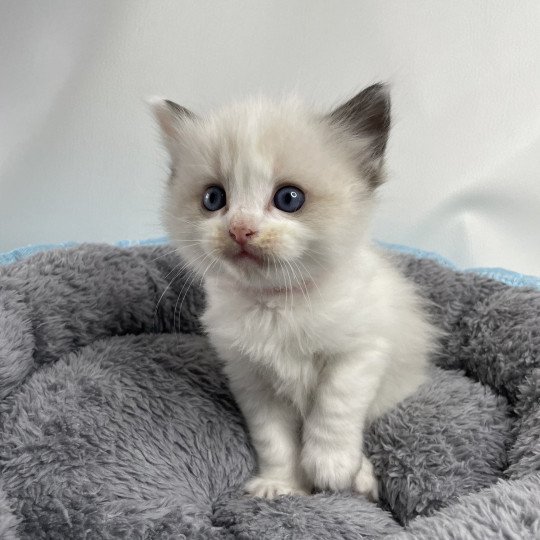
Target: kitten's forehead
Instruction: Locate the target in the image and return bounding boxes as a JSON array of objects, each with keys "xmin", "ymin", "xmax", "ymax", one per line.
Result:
[
  {"xmin": 214, "ymin": 120, "xmax": 274, "ymax": 188},
  {"xmin": 206, "ymin": 99, "xmax": 335, "ymax": 192}
]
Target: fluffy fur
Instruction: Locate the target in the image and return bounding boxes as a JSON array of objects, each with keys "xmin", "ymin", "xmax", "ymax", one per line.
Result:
[
  {"xmin": 0, "ymin": 243, "xmax": 538, "ymax": 538},
  {"xmin": 152, "ymin": 85, "xmax": 438, "ymax": 499}
]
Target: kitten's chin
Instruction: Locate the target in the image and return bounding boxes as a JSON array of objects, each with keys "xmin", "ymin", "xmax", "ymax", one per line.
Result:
[
  {"xmin": 213, "ymin": 255, "xmax": 280, "ymax": 289},
  {"xmin": 231, "ymin": 250, "xmax": 263, "ymax": 265},
  {"xmin": 222, "ymin": 258, "xmax": 265, "ymax": 280}
]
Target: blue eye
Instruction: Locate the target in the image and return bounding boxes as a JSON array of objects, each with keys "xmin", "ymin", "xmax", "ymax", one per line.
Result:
[
  {"xmin": 273, "ymin": 186, "xmax": 305, "ymax": 213},
  {"xmin": 203, "ymin": 186, "xmax": 226, "ymax": 211}
]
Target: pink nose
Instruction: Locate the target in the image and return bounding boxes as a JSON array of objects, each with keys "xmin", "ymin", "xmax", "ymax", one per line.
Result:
[{"xmin": 229, "ymin": 224, "xmax": 257, "ymax": 245}]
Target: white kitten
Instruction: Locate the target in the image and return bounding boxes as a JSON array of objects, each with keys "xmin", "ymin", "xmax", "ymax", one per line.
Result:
[{"xmin": 151, "ymin": 85, "xmax": 437, "ymax": 500}]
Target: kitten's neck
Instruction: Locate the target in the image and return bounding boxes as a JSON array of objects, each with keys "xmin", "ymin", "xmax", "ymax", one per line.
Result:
[{"xmin": 223, "ymin": 279, "xmax": 315, "ymax": 299}]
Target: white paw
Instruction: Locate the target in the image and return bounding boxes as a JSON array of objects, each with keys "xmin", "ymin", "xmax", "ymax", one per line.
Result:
[
  {"xmin": 245, "ymin": 476, "xmax": 307, "ymax": 498},
  {"xmin": 301, "ymin": 447, "xmax": 360, "ymax": 491},
  {"xmin": 353, "ymin": 455, "xmax": 379, "ymax": 501}
]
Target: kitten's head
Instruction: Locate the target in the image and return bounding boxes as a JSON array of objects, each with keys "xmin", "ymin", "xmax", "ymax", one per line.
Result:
[{"xmin": 151, "ymin": 84, "xmax": 390, "ymax": 290}]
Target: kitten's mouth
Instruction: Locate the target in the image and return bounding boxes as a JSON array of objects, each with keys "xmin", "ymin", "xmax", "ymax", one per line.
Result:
[{"xmin": 232, "ymin": 248, "xmax": 263, "ymax": 265}]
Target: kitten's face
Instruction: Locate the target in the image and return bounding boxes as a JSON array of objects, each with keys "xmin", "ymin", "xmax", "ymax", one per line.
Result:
[{"xmin": 152, "ymin": 86, "xmax": 390, "ymax": 289}]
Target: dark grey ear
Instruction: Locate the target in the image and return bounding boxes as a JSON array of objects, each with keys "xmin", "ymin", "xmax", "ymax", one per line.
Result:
[
  {"xmin": 149, "ymin": 97, "xmax": 196, "ymax": 155},
  {"xmin": 328, "ymin": 83, "xmax": 391, "ymax": 188}
]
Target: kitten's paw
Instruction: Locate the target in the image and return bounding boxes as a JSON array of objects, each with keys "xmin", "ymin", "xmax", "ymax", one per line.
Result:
[
  {"xmin": 245, "ymin": 476, "xmax": 307, "ymax": 498},
  {"xmin": 301, "ymin": 447, "xmax": 359, "ymax": 491},
  {"xmin": 353, "ymin": 455, "xmax": 379, "ymax": 501}
]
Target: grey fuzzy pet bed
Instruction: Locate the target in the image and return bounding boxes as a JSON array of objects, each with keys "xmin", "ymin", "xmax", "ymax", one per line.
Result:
[{"xmin": 0, "ymin": 244, "xmax": 539, "ymax": 539}]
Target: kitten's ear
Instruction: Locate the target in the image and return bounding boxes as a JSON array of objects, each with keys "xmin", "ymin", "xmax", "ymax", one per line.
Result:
[
  {"xmin": 328, "ymin": 83, "xmax": 391, "ymax": 188},
  {"xmin": 148, "ymin": 97, "xmax": 196, "ymax": 155}
]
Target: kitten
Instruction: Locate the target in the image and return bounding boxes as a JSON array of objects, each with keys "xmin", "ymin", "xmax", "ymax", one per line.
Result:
[{"xmin": 151, "ymin": 84, "xmax": 437, "ymax": 500}]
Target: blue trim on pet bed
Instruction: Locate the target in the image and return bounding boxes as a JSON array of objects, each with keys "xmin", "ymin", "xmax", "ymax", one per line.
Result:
[
  {"xmin": 0, "ymin": 238, "xmax": 168, "ymax": 266},
  {"xmin": 1, "ymin": 238, "xmax": 539, "ymax": 290},
  {"xmin": 378, "ymin": 241, "xmax": 540, "ymax": 289}
]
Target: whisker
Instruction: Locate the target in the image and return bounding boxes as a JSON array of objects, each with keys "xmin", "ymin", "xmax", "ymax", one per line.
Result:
[
  {"xmin": 269, "ymin": 253, "xmax": 277, "ymax": 283},
  {"xmin": 303, "ymin": 251, "xmax": 329, "ymax": 272},
  {"xmin": 282, "ymin": 260, "xmax": 290, "ymax": 314},
  {"xmin": 172, "ymin": 268, "xmax": 196, "ymax": 335},
  {"xmin": 289, "ymin": 259, "xmax": 312, "ymax": 312},
  {"xmin": 280, "ymin": 259, "xmax": 294, "ymax": 314},
  {"xmin": 174, "ymin": 251, "xmax": 215, "ymax": 333},
  {"xmin": 296, "ymin": 258, "xmax": 325, "ymax": 305},
  {"xmin": 275, "ymin": 258, "xmax": 286, "ymax": 310},
  {"xmin": 154, "ymin": 268, "xmax": 185, "ymax": 331},
  {"xmin": 296, "ymin": 259, "xmax": 314, "ymax": 313},
  {"xmin": 169, "ymin": 250, "xmax": 211, "ymax": 332},
  {"xmin": 198, "ymin": 250, "xmax": 219, "ymax": 286},
  {"xmin": 265, "ymin": 253, "xmax": 273, "ymax": 280},
  {"xmin": 163, "ymin": 243, "xmax": 202, "ymax": 255},
  {"xmin": 164, "ymin": 255, "xmax": 194, "ymax": 280},
  {"xmin": 154, "ymin": 251, "xmax": 204, "ymax": 323},
  {"xmin": 285, "ymin": 259, "xmax": 301, "ymax": 300},
  {"xmin": 150, "ymin": 247, "xmax": 179, "ymax": 262},
  {"xmin": 305, "ymin": 246, "xmax": 327, "ymax": 256}
]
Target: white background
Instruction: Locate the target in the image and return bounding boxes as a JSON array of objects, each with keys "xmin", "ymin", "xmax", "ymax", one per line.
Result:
[{"xmin": 1, "ymin": 1, "xmax": 539, "ymax": 274}]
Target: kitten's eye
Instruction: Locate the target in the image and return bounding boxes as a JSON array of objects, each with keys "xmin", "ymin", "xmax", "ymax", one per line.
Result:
[
  {"xmin": 203, "ymin": 186, "xmax": 226, "ymax": 211},
  {"xmin": 273, "ymin": 186, "xmax": 305, "ymax": 213}
]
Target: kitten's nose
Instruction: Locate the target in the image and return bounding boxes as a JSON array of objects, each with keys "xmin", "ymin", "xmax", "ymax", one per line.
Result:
[{"xmin": 229, "ymin": 224, "xmax": 257, "ymax": 245}]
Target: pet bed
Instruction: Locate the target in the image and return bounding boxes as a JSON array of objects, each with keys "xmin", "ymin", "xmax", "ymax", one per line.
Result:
[{"xmin": 0, "ymin": 242, "xmax": 538, "ymax": 539}]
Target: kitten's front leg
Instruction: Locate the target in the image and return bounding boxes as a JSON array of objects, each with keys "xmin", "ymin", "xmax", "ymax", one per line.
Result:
[
  {"xmin": 225, "ymin": 361, "xmax": 308, "ymax": 498},
  {"xmin": 301, "ymin": 346, "xmax": 388, "ymax": 500}
]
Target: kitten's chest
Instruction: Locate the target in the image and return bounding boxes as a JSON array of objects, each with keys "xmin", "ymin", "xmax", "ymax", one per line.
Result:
[{"xmin": 203, "ymin": 292, "xmax": 324, "ymax": 412}]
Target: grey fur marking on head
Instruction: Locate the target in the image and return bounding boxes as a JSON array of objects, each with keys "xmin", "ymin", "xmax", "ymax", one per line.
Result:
[{"xmin": 0, "ymin": 243, "xmax": 538, "ymax": 538}]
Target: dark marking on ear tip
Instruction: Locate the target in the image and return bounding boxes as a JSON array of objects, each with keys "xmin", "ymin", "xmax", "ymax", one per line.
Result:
[
  {"xmin": 329, "ymin": 83, "xmax": 391, "ymax": 155},
  {"xmin": 165, "ymin": 100, "xmax": 195, "ymax": 120},
  {"xmin": 329, "ymin": 83, "xmax": 391, "ymax": 190}
]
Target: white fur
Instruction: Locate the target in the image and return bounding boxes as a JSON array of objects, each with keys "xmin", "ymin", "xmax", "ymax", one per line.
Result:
[{"xmin": 154, "ymin": 94, "xmax": 438, "ymax": 499}]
